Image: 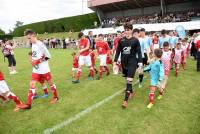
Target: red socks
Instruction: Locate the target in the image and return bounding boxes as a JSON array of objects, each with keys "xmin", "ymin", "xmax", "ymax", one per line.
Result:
[
  {"xmin": 27, "ymin": 89, "xmax": 34, "ymax": 105},
  {"xmin": 105, "ymin": 66, "xmax": 109, "ymax": 75},
  {"xmin": 7, "ymin": 93, "xmax": 21, "ymax": 105},
  {"xmin": 76, "ymin": 70, "xmax": 81, "ymax": 80},
  {"xmin": 149, "ymin": 93, "xmax": 155, "ymax": 104},
  {"xmin": 42, "ymin": 85, "xmax": 48, "ymax": 94},
  {"xmin": 99, "ymin": 66, "xmax": 103, "ymax": 78},
  {"xmin": 89, "ymin": 67, "xmax": 94, "ymax": 78},
  {"xmin": 50, "ymin": 84, "xmax": 58, "ymax": 98}
]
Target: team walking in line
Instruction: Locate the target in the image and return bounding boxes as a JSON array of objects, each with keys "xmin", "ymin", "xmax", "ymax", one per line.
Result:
[{"xmin": 0, "ymin": 23, "xmax": 199, "ymax": 111}]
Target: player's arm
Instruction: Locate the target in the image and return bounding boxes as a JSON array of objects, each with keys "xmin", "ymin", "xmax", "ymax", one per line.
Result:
[
  {"xmin": 159, "ymin": 64, "xmax": 164, "ymax": 81},
  {"xmin": 144, "ymin": 64, "xmax": 151, "ymax": 72},
  {"xmin": 113, "ymin": 40, "xmax": 122, "ymax": 65},
  {"xmin": 43, "ymin": 45, "xmax": 51, "ymax": 60},
  {"xmin": 136, "ymin": 39, "xmax": 143, "ymax": 68}
]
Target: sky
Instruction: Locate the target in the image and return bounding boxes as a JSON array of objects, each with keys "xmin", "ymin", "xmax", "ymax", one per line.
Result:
[{"xmin": 0, "ymin": 0, "xmax": 93, "ymax": 33}]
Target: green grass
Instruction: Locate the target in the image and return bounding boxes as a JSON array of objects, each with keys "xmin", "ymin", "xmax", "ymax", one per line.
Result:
[
  {"xmin": 0, "ymin": 48, "xmax": 199, "ymax": 134},
  {"xmin": 37, "ymin": 32, "xmax": 78, "ymax": 40}
]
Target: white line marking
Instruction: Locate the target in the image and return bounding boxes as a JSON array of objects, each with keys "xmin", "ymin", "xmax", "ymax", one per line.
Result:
[{"xmin": 43, "ymin": 79, "xmax": 143, "ymax": 134}]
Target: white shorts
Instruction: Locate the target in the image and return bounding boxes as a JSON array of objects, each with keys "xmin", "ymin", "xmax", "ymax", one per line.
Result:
[
  {"xmin": 79, "ymin": 55, "xmax": 91, "ymax": 66},
  {"xmin": 0, "ymin": 80, "xmax": 10, "ymax": 95},
  {"xmin": 72, "ymin": 68, "xmax": 78, "ymax": 71},
  {"xmin": 99, "ymin": 54, "xmax": 107, "ymax": 66}
]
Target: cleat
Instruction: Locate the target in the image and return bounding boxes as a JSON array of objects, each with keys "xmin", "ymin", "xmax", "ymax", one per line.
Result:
[
  {"xmin": 147, "ymin": 103, "xmax": 154, "ymax": 109},
  {"xmin": 18, "ymin": 104, "xmax": 31, "ymax": 109},
  {"xmin": 122, "ymin": 101, "xmax": 128, "ymax": 108},
  {"xmin": 41, "ymin": 94, "xmax": 49, "ymax": 98},
  {"xmin": 157, "ymin": 95, "xmax": 163, "ymax": 100},
  {"xmin": 32, "ymin": 95, "xmax": 39, "ymax": 100},
  {"xmin": 72, "ymin": 80, "xmax": 80, "ymax": 84},
  {"xmin": 49, "ymin": 97, "xmax": 58, "ymax": 104},
  {"xmin": 88, "ymin": 76, "xmax": 94, "ymax": 80},
  {"xmin": 96, "ymin": 76, "xmax": 101, "ymax": 80}
]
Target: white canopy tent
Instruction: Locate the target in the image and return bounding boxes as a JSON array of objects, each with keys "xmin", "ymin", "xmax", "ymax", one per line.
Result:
[{"xmin": 83, "ymin": 20, "xmax": 200, "ymax": 35}]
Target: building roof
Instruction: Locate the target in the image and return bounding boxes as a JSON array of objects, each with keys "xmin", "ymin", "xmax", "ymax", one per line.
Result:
[{"xmin": 88, "ymin": 0, "xmax": 191, "ymax": 13}]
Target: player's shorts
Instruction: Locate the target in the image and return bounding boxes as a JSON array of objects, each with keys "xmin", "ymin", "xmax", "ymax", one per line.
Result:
[
  {"xmin": 79, "ymin": 55, "xmax": 91, "ymax": 66},
  {"xmin": 72, "ymin": 67, "xmax": 78, "ymax": 71},
  {"xmin": 0, "ymin": 80, "xmax": 10, "ymax": 94},
  {"xmin": 106, "ymin": 56, "xmax": 113, "ymax": 65},
  {"xmin": 32, "ymin": 72, "xmax": 52, "ymax": 83},
  {"xmin": 99, "ymin": 54, "xmax": 107, "ymax": 66},
  {"xmin": 122, "ymin": 65, "xmax": 137, "ymax": 78}
]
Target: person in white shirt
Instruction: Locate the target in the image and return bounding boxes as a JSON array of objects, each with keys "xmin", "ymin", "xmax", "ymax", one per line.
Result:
[{"xmin": 18, "ymin": 29, "xmax": 59, "ymax": 110}]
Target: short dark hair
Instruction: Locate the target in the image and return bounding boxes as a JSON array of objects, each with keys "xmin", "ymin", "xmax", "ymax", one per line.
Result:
[
  {"xmin": 140, "ymin": 28, "xmax": 145, "ymax": 32},
  {"xmin": 88, "ymin": 31, "xmax": 92, "ymax": 35},
  {"xmin": 123, "ymin": 23, "xmax": 133, "ymax": 30},
  {"xmin": 176, "ymin": 43, "xmax": 181, "ymax": 46},
  {"xmin": 78, "ymin": 32, "xmax": 84, "ymax": 39},
  {"xmin": 133, "ymin": 28, "xmax": 139, "ymax": 33},
  {"xmin": 24, "ymin": 29, "xmax": 36, "ymax": 36},
  {"xmin": 163, "ymin": 42, "xmax": 169, "ymax": 47},
  {"xmin": 98, "ymin": 34, "xmax": 103, "ymax": 37},
  {"xmin": 154, "ymin": 49, "xmax": 163, "ymax": 58},
  {"xmin": 161, "ymin": 29, "xmax": 166, "ymax": 35}
]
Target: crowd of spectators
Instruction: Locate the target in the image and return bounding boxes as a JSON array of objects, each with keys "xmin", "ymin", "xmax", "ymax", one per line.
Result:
[{"xmin": 101, "ymin": 9, "xmax": 200, "ymax": 28}]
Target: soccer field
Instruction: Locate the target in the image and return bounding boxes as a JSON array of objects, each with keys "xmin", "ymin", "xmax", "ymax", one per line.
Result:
[{"xmin": 0, "ymin": 48, "xmax": 200, "ymax": 134}]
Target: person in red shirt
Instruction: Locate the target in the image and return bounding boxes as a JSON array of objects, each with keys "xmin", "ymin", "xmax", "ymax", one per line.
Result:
[
  {"xmin": 96, "ymin": 34, "xmax": 110, "ymax": 79},
  {"xmin": 112, "ymin": 32, "xmax": 121, "ymax": 54},
  {"xmin": 71, "ymin": 52, "xmax": 79, "ymax": 78},
  {"xmin": 89, "ymin": 48, "xmax": 98, "ymax": 75},
  {"xmin": 72, "ymin": 32, "xmax": 94, "ymax": 83},
  {"xmin": 0, "ymin": 70, "xmax": 24, "ymax": 111}
]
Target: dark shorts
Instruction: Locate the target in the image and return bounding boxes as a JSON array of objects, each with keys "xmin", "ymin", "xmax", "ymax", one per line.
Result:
[{"xmin": 122, "ymin": 65, "xmax": 137, "ymax": 78}]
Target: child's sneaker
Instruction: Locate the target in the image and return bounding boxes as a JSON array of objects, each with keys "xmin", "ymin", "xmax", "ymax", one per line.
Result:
[
  {"xmin": 122, "ymin": 101, "xmax": 128, "ymax": 108},
  {"xmin": 18, "ymin": 103, "xmax": 31, "ymax": 109},
  {"xmin": 139, "ymin": 83, "xmax": 142, "ymax": 88},
  {"xmin": 88, "ymin": 76, "xmax": 94, "ymax": 80},
  {"xmin": 147, "ymin": 103, "xmax": 154, "ymax": 109},
  {"xmin": 32, "ymin": 94, "xmax": 39, "ymax": 100},
  {"xmin": 157, "ymin": 95, "xmax": 163, "ymax": 100},
  {"xmin": 72, "ymin": 80, "xmax": 80, "ymax": 84},
  {"xmin": 41, "ymin": 94, "xmax": 49, "ymax": 98}
]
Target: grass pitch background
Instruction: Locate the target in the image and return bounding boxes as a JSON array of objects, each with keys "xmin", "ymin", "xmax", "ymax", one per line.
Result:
[{"xmin": 0, "ymin": 48, "xmax": 199, "ymax": 134}]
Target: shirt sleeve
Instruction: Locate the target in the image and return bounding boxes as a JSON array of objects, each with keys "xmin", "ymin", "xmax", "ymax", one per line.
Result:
[
  {"xmin": 42, "ymin": 45, "xmax": 51, "ymax": 59},
  {"xmin": 114, "ymin": 39, "xmax": 122, "ymax": 62},
  {"xmin": 144, "ymin": 64, "xmax": 151, "ymax": 72},
  {"xmin": 136, "ymin": 39, "xmax": 143, "ymax": 63}
]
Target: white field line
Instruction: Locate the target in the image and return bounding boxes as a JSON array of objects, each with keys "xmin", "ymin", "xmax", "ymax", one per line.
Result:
[{"xmin": 43, "ymin": 79, "xmax": 144, "ymax": 134}]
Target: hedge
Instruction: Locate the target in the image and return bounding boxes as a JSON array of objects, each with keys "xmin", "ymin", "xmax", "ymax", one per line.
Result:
[{"xmin": 13, "ymin": 13, "xmax": 99, "ymax": 37}]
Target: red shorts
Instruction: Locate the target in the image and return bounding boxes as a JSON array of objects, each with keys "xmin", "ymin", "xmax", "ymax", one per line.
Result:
[
  {"xmin": 106, "ymin": 57, "xmax": 113, "ymax": 65},
  {"xmin": 32, "ymin": 72, "xmax": 52, "ymax": 83}
]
